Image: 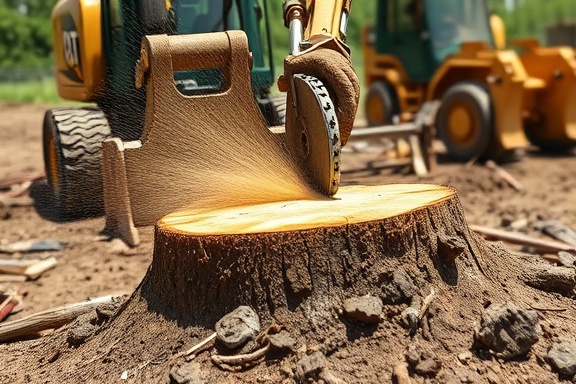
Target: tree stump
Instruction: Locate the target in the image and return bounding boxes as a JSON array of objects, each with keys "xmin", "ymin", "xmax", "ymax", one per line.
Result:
[{"xmin": 142, "ymin": 183, "xmax": 472, "ymax": 326}]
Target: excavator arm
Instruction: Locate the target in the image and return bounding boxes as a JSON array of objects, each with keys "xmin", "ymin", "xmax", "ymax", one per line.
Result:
[
  {"xmin": 280, "ymin": 0, "xmax": 359, "ymax": 196},
  {"xmin": 283, "ymin": 0, "xmax": 351, "ymax": 52}
]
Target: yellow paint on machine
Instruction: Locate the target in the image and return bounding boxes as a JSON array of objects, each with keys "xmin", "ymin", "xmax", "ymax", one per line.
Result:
[{"xmin": 51, "ymin": 0, "xmax": 105, "ymax": 102}]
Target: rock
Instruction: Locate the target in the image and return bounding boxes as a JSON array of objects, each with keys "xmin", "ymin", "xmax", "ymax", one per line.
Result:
[
  {"xmin": 475, "ymin": 302, "xmax": 542, "ymax": 359},
  {"xmin": 342, "ymin": 295, "xmax": 383, "ymax": 323},
  {"xmin": 67, "ymin": 312, "xmax": 97, "ymax": 348},
  {"xmin": 457, "ymin": 350, "xmax": 473, "ymax": 365},
  {"xmin": 169, "ymin": 362, "xmax": 207, "ymax": 384},
  {"xmin": 548, "ymin": 339, "xmax": 576, "ymax": 376},
  {"xmin": 295, "ymin": 351, "xmax": 327, "ymax": 383},
  {"xmin": 558, "ymin": 251, "xmax": 576, "ymax": 268},
  {"xmin": 268, "ymin": 330, "xmax": 297, "ymax": 353},
  {"xmin": 405, "ymin": 345, "xmax": 441, "ymax": 377},
  {"xmin": 215, "ymin": 306, "xmax": 260, "ymax": 350},
  {"xmin": 509, "ymin": 218, "xmax": 528, "ymax": 231},
  {"xmin": 380, "ymin": 269, "xmax": 416, "ymax": 304},
  {"xmin": 401, "ymin": 306, "xmax": 419, "ymax": 334}
]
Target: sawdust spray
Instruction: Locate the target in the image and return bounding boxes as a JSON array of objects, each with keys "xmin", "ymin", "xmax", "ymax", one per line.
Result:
[{"xmin": 131, "ymin": 99, "xmax": 323, "ymax": 214}]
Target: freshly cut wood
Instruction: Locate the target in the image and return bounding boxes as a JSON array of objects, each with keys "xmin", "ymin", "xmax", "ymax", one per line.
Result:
[
  {"xmin": 0, "ymin": 275, "xmax": 26, "ymax": 283},
  {"xmin": 160, "ymin": 184, "xmax": 453, "ymax": 235},
  {"xmin": 0, "ymin": 295, "xmax": 120, "ymax": 342}
]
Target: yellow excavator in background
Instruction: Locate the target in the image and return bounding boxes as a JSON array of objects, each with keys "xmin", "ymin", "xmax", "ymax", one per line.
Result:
[
  {"xmin": 362, "ymin": 0, "xmax": 576, "ymax": 161},
  {"xmin": 44, "ymin": 0, "xmax": 358, "ymax": 245}
]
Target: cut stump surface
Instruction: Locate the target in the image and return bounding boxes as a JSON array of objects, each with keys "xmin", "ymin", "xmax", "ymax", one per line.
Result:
[{"xmin": 159, "ymin": 184, "xmax": 454, "ymax": 235}]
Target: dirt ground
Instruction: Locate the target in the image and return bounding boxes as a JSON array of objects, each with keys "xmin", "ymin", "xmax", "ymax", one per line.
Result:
[{"xmin": 1, "ymin": 102, "xmax": 576, "ymax": 383}]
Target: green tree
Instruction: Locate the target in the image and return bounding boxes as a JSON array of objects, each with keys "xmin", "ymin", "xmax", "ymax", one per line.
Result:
[
  {"xmin": 0, "ymin": 4, "xmax": 52, "ymax": 69},
  {"xmin": 0, "ymin": 0, "xmax": 56, "ymax": 16}
]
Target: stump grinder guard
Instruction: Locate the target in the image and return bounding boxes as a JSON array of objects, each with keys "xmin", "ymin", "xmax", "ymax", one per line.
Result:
[{"xmin": 101, "ymin": 31, "xmax": 273, "ymax": 246}]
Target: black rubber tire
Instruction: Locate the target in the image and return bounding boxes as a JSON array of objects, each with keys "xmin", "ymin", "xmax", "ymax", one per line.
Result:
[
  {"xmin": 42, "ymin": 107, "xmax": 112, "ymax": 219},
  {"xmin": 364, "ymin": 81, "xmax": 398, "ymax": 126},
  {"xmin": 525, "ymin": 127, "xmax": 576, "ymax": 153},
  {"xmin": 257, "ymin": 94, "xmax": 286, "ymax": 127},
  {"xmin": 271, "ymin": 94, "xmax": 287, "ymax": 126},
  {"xmin": 436, "ymin": 82, "xmax": 493, "ymax": 161}
]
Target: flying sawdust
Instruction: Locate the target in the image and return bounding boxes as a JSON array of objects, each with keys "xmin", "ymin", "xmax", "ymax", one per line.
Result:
[{"xmin": 124, "ymin": 89, "xmax": 326, "ymax": 223}]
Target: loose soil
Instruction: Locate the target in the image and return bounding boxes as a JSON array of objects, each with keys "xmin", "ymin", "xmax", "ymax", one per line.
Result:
[{"xmin": 0, "ymin": 102, "xmax": 575, "ymax": 383}]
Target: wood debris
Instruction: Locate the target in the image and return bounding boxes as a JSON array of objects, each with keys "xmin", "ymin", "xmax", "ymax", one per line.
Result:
[
  {"xmin": 534, "ymin": 220, "xmax": 576, "ymax": 247},
  {"xmin": 0, "ymin": 257, "xmax": 58, "ymax": 280},
  {"xmin": 0, "ymin": 172, "xmax": 44, "ymax": 200},
  {"xmin": 0, "ymin": 275, "xmax": 27, "ymax": 283},
  {"xmin": 0, "ymin": 294, "xmax": 122, "ymax": 342},
  {"xmin": 211, "ymin": 343, "xmax": 270, "ymax": 371},
  {"xmin": 485, "ymin": 160, "xmax": 524, "ymax": 191},
  {"xmin": 470, "ymin": 224, "xmax": 576, "ymax": 253},
  {"xmin": 172, "ymin": 332, "xmax": 217, "ymax": 360},
  {"xmin": 0, "ymin": 288, "xmax": 25, "ymax": 322},
  {"xmin": 393, "ymin": 362, "xmax": 413, "ymax": 384},
  {"xmin": 0, "ymin": 240, "xmax": 66, "ymax": 253}
]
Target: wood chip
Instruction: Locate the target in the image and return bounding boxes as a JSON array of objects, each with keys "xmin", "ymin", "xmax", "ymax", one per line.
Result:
[{"xmin": 0, "ymin": 257, "xmax": 58, "ymax": 279}]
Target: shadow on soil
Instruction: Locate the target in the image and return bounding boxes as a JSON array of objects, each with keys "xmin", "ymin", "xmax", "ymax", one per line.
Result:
[{"xmin": 29, "ymin": 179, "xmax": 103, "ymax": 223}]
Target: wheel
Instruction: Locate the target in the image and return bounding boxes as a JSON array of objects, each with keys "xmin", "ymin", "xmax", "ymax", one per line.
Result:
[
  {"xmin": 271, "ymin": 94, "xmax": 286, "ymax": 126},
  {"xmin": 436, "ymin": 82, "xmax": 493, "ymax": 161},
  {"xmin": 364, "ymin": 81, "xmax": 398, "ymax": 126},
  {"xmin": 259, "ymin": 94, "xmax": 286, "ymax": 127},
  {"xmin": 524, "ymin": 126, "xmax": 576, "ymax": 153},
  {"xmin": 43, "ymin": 107, "xmax": 112, "ymax": 219}
]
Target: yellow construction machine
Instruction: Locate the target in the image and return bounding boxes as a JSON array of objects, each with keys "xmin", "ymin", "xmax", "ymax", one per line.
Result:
[
  {"xmin": 362, "ymin": 0, "xmax": 576, "ymax": 161},
  {"xmin": 44, "ymin": 0, "xmax": 358, "ymax": 245}
]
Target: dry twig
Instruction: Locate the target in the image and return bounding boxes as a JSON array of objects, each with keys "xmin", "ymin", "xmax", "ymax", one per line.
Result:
[
  {"xmin": 172, "ymin": 332, "xmax": 217, "ymax": 360},
  {"xmin": 470, "ymin": 225, "xmax": 576, "ymax": 253},
  {"xmin": 485, "ymin": 160, "xmax": 524, "ymax": 191},
  {"xmin": 211, "ymin": 343, "xmax": 270, "ymax": 370}
]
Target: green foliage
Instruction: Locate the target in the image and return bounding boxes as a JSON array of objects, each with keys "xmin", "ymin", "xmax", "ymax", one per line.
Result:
[
  {"xmin": 0, "ymin": 2, "xmax": 54, "ymax": 69},
  {"xmin": 487, "ymin": 0, "xmax": 576, "ymax": 43},
  {"xmin": 1, "ymin": 0, "xmax": 56, "ymax": 17},
  {"xmin": 0, "ymin": 77, "xmax": 61, "ymax": 103}
]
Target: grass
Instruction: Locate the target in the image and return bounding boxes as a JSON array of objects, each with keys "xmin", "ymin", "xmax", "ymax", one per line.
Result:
[{"xmin": 0, "ymin": 77, "xmax": 64, "ymax": 104}]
